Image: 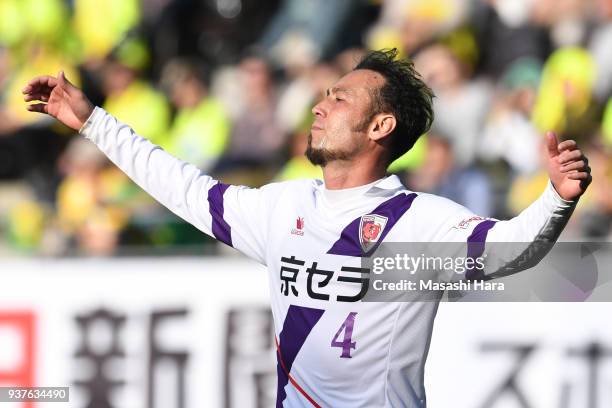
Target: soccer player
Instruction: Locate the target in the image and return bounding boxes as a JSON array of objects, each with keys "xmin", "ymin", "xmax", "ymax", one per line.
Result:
[{"xmin": 23, "ymin": 49, "xmax": 591, "ymax": 407}]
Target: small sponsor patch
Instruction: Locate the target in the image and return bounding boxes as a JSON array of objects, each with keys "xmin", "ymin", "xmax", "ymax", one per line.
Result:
[
  {"xmin": 291, "ymin": 217, "xmax": 305, "ymax": 236},
  {"xmin": 454, "ymin": 216, "xmax": 486, "ymax": 230}
]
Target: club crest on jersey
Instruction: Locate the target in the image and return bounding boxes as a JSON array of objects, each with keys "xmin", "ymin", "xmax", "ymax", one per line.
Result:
[
  {"xmin": 291, "ymin": 217, "xmax": 305, "ymax": 236},
  {"xmin": 359, "ymin": 214, "xmax": 387, "ymax": 251}
]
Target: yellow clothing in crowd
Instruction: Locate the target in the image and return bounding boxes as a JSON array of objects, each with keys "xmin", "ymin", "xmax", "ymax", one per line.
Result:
[
  {"xmin": 165, "ymin": 98, "xmax": 231, "ymax": 168},
  {"xmin": 72, "ymin": 0, "xmax": 140, "ymax": 60},
  {"xmin": 103, "ymin": 80, "xmax": 170, "ymax": 145}
]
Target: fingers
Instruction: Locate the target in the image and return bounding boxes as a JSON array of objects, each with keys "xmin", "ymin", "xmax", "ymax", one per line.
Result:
[
  {"xmin": 21, "ymin": 75, "xmax": 58, "ymax": 94},
  {"xmin": 22, "ymin": 75, "xmax": 57, "ymax": 104},
  {"xmin": 26, "ymin": 103, "xmax": 49, "ymax": 114},
  {"xmin": 549, "ymin": 135, "xmax": 580, "ymax": 163},
  {"xmin": 22, "ymin": 71, "xmax": 75, "ymax": 98},
  {"xmin": 22, "ymin": 71, "xmax": 76, "ymax": 106},
  {"xmin": 557, "ymin": 139, "xmax": 577, "ymax": 152},
  {"xmin": 23, "ymin": 93, "xmax": 49, "ymax": 103},
  {"xmin": 567, "ymin": 172, "xmax": 590, "ymax": 180},
  {"xmin": 560, "ymin": 160, "xmax": 588, "ymax": 172},
  {"xmin": 558, "ymin": 149, "xmax": 583, "ymax": 164},
  {"xmin": 57, "ymin": 71, "xmax": 77, "ymax": 95},
  {"xmin": 580, "ymin": 174, "xmax": 593, "ymax": 190},
  {"xmin": 546, "ymin": 135, "xmax": 593, "ymax": 197},
  {"xmin": 57, "ymin": 71, "xmax": 67, "ymax": 88},
  {"xmin": 546, "ymin": 131, "xmax": 560, "ymax": 157}
]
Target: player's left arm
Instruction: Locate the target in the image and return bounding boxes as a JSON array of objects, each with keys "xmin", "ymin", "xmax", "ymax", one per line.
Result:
[
  {"xmin": 430, "ymin": 132, "xmax": 591, "ymax": 280},
  {"xmin": 488, "ymin": 131, "xmax": 590, "ymax": 240},
  {"xmin": 465, "ymin": 132, "xmax": 590, "ymax": 278}
]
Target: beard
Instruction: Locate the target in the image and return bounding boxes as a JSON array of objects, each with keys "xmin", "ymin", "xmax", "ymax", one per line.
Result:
[
  {"xmin": 305, "ymin": 133, "xmax": 355, "ymax": 167},
  {"xmin": 305, "ymin": 111, "xmax": 375, "ymax": 167}
]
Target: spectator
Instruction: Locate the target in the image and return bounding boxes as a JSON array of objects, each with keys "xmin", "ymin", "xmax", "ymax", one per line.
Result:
[
  {"xmin": 215, "ymin": 55, "xmax": 286, "ymax": 184},
  {"xmin": 414, "ymin": 43, "xmax": 492, "ymax": 167},
  {"xmin": 589, "ymin": 0, "xmax": 612, "ymax": 102},
  {"xmin": 260, "ymin": 0, "xmax": 360, "ymax": 63},
  {"xmin": 531, "ymin": 47, "xmax": 600, "ymax": 142},
  {"xmin": 367, "ymin": 0, "xmax": 470, "ymax": 58},
  {"xmin": 577, "ymin": 144, "xmax": 612, "ymax": 238},
  {"xmin": 101, "ymin": 41, "xmax": 170, "ymax": 145},
  {"xmin": 160, "ymin": 58, "xmax": 231, "ymax": 171},
  {"xmin": 406, "ymin": 133, "xmax": 493, "ymax": 217},
  {"xmin": 604, "ymin": 99, "xmax": 612, "ymax": 146},
  {"xmin": 72, "ymin": 0, "xmax": 140, "ymax": 61},
  {"xmin": 473, "ymin": 0, "xmax": 552, "ymax": 79},
  {"xmin": 479, "ymin": 58, "xmax": 542, "ymax": 176}
]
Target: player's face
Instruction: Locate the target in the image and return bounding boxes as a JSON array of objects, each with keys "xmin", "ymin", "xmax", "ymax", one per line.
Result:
[{"xmin": 306, "ymin": 69, "xmax": 384, "ymax": 166}]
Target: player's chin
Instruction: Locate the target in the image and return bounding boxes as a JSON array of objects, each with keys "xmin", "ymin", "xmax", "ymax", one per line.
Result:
[
  {"xmin": 308, "ymin": 131, "xmax": 327, "ymax": 150},
  {"xmin": 305, "ymin": 143, "xmax": 329, "ymax": 166}
]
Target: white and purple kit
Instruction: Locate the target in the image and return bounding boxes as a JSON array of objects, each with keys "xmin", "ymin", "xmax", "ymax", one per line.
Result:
[{"xmin": 81, "ymin": 108, "xmax": 576, "ymax": 408}]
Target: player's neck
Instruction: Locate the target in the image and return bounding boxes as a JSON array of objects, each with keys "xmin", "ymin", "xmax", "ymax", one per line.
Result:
[{"xmin": 322, "ymin": 159, "xmax": 387, "ymax": 190}]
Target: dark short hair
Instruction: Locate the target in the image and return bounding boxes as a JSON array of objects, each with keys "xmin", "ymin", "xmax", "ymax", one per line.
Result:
[{"xmin": 354, "ymin": 48, "xmax": 434, "ymax": 164}]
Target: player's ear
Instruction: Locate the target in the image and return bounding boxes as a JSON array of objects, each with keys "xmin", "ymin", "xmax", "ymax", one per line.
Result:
[{"xmin": 369, "ymin": 113, "xmax": 396, "ymax": 142}]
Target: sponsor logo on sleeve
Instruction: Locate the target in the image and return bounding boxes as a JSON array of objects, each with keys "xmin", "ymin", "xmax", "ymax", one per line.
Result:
[{"xmin": 453, "ymin": 216, "xmax": 486, "ymax": 230}]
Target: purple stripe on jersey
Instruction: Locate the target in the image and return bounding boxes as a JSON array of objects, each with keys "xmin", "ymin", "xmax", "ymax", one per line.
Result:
[
  {"xmin": 327, "ymin": 193, "xmax": 418, "ymax": 257},
  {"xmin": 276, "ymin": 305, "xmax": 325, "ymax": 408},
  {"xmin": 207, "ymin": 182, "xmax": 232, "ymax": 246},
  {"xmin": 466, "ymin": 219, "xmax": 497, "ymax": 280}
]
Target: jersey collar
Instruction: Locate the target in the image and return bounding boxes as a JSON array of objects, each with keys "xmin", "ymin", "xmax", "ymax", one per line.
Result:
[
  {"xmin": 316, "ymin": 174, "xmax": 407, "ymax": 197},
  {"xmin": 365, "ymin": 174, "xmax": 407, "ymax": 197}
]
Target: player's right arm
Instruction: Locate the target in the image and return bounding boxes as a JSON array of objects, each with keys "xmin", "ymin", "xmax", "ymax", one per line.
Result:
[{"xmin": 22, "ymin": 72, "xmax": 275, "ymax": 264}]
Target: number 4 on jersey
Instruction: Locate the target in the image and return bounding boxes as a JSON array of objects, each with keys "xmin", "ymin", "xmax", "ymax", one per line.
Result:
[{"xmin": 331, "ymin": 312, "xmax": 357, "ymax": 358}]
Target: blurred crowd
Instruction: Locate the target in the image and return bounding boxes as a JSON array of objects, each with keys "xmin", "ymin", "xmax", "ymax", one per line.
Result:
[{"xmin": 0, "ymin": 0, "xmax": 611, "ymax": 256}]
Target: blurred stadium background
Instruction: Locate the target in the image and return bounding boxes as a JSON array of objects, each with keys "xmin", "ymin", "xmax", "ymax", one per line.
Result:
[{"xmin": 0, "ymin": 0, "xmax": 611, "ymax": 407}]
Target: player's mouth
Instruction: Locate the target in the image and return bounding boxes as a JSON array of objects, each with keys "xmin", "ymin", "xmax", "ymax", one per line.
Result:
[{"xmin": 311, "ymin": 124, "xmax": 324, "ymax": 132}]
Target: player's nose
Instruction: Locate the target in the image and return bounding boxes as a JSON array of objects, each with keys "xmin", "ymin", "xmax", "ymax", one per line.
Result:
[{"xmin": 312, "ymin": 99, "xmax": 327, "ymax": 118}]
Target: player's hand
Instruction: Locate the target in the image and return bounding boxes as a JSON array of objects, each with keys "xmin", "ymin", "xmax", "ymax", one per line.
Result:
[
  {"xmin": 546, "ymin": 131, "xmax": 592, "ymax": 201},
  {"xmin": 22, "ymin": 71, "xmax": 94, "ymax": 131}
]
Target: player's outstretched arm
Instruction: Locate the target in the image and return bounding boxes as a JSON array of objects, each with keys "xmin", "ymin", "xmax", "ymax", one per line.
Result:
[
  {"xmin": 22, "ymin": 72, "xmax": 218, "ymax": 235},
  {"xmin": 487, "ymin": 131, "xmax": 591, "ymax": 243},
  {"xmin": 23, "ymin": 72, "xmax": 272, "ymax": 264},
  {"xmin": 425, "ymin": 131, "xmax": 592, "ymax": 280},
  {"xmin": 465, "ymin": 132, "xmax": 591, "ymax": 279}
]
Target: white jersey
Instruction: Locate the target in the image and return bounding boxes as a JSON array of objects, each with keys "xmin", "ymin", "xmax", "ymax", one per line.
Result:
[{"xmin": 81, "ymin": 108, "xmax": 576, "ymax": 408}]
